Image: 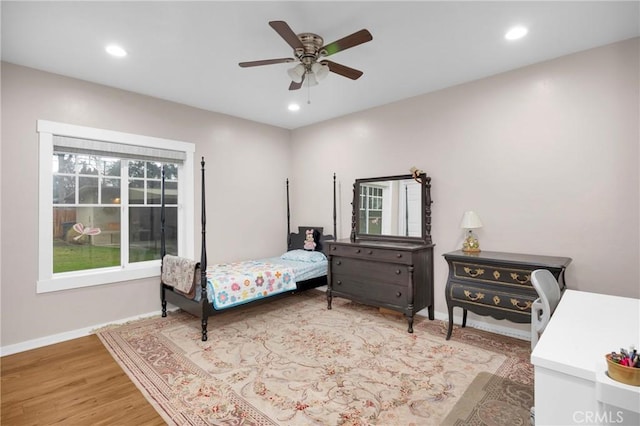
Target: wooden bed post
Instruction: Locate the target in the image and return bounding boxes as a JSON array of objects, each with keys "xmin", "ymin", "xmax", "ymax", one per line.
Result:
[
  {"xmin": 160, "ymin": 166, "xmax": 167, "ymax": 317},
  {"xmin": 333, "ymin": 173, "xmax": 337, "ymax": 240},
  {"xmin": 286, "ymin": 178, "xmax": 291, "ymax": 250},
  {"xmin": 200, "ymin": 157, "xmax": 208, "ymax": 342}
]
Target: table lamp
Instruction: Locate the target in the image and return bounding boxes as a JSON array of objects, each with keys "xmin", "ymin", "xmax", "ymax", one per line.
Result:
[{"xmin": 460, "ymin": 211, "xmax": 483, "ymax": 253}]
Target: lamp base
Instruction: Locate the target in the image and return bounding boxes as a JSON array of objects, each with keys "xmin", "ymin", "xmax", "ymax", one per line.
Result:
[
  {"xmin": 462, "ymin": 247, "xmax": 481, "ymax": 253},
  {"xmin": 462, "ymin": 231, "xmax": 481, "ymax": 253}
]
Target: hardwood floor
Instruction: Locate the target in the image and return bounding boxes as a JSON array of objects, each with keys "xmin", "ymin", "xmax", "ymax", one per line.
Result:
[{"xmin": 1, "ymin": 335, "xmax": 165, "ymax": 425}]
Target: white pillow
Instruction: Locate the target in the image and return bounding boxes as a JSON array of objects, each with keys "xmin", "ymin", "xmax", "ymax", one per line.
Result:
[{"xmin": 280, "ymin": 249, "xmax": 327, "ymax": 263}]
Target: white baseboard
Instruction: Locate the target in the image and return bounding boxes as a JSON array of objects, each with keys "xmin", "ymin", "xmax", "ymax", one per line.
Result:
[
  {"xmin": 0, "ymin": 307, "xmax": 179, "ymax": 357},
  {"xmin": 424, "ymin": 309, "xmax": 531, "ymax": 341}
]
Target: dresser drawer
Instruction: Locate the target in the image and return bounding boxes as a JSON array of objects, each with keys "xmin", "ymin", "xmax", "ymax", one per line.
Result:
[
  {"xmin": 448, "ymin": 282, "xmax": 536, "ymax": 317},
  {"xmin": 331, "ymin": 257, "xmax": 408, "ymax": 285},
  {"xmin": 329, "ymin": 244, "xmax": 413, "ymax": 265},
  {"xmin": 451, "ymin": 260, "xmax": 541, "ymax": 289},
  {"xmin": 332, "ymin": 273, "xmax": 407, "ymax": 307}
]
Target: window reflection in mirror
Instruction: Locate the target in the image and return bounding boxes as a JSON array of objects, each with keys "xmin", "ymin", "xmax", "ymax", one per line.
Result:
[{"xmin": 357, "ymin": 179, "xmax": 421, "ymax": 237}]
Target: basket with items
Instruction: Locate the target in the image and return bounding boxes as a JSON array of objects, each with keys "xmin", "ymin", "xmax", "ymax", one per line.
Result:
[{"xmin": 606, "ymin": 345, "xmax": 640, "ymax": 386}]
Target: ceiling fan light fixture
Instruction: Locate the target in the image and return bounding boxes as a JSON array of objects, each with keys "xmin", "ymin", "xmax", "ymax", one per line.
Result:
[
  {"xmin": 287, "ymin": 64, "xmax": 305, "ymax": 83},
  {"xmin": 306, "ymin": 72, "xmax": 319, "ymax": 87},
  {"xmin": 311, "ymin": 62, "xmax": 330, "ymax": 81}
]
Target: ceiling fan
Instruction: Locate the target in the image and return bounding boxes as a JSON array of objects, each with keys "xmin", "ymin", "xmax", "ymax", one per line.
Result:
[{"xmin": 239, "ymin": 21, "xmax": 373, "ymax": 90}]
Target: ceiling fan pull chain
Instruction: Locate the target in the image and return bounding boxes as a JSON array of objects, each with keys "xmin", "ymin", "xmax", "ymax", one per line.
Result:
[{"xmin": 307, "ymin": 76, "xmax": 311, "ymax": 104}]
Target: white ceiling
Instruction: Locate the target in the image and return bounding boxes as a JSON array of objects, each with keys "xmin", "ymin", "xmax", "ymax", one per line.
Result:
[{"xmin": 2, "ymin": 1, "xmax": 639, "ymax": 130}]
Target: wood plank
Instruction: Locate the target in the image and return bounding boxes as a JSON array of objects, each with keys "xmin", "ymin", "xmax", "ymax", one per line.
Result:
[{"xmin": 1, "ymin": 334, "xmax": 164, "ymax": 425}]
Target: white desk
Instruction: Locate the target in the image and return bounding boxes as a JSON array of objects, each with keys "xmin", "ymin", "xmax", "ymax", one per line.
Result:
[{"xmin": 531, "ymin": 290, "xmax": 640, "ymax": 425}]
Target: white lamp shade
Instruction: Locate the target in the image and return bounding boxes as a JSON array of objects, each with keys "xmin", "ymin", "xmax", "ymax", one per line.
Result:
[
  {"xmin": 306, "ymin": 71, "xmax": 318, "ymax": 86},
  {"xmin": 460, "ymin": 211, "xmax": 483, "ymax": 229},
  {"xmin": 312, "ymin": 62, "xmax": 330, "ymax": 80},
  {"xmin": 287, "ymin": 64, "xmax": 305, "ymax": 83}
]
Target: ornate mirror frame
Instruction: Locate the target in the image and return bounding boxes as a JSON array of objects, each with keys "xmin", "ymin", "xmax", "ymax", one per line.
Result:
[{"xmin": 350, "ymin": 173, "xmax": 433, "ymax": 245}]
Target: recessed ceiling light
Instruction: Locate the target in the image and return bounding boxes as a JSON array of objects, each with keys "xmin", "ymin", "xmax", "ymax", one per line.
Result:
[
  {"xmin": 505, "ymin": 26, "xmax": 528, "ymax": 41},
  {"xmin": 105, "ymin": 44, "xmax": 127, "ymax": 57},
  {"xmin": 288, "ymin": 103, "xmax": 300, "ymax": 112}
]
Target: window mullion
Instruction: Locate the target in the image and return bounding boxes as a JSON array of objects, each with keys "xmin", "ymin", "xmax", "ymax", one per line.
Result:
[{"xmin": 121, "ymin": 161, "xmax": 130, "ymax": 267}]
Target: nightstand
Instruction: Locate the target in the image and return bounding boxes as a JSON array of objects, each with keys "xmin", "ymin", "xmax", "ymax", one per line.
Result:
[{"xmin": 443, "ymin": 250, "xmax": 571, "ymax": 340}]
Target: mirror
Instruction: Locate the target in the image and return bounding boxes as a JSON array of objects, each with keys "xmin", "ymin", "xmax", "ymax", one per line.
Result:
[{"xmin": 351, "ymin": 173, "xmax": 432, "ymax": 244}]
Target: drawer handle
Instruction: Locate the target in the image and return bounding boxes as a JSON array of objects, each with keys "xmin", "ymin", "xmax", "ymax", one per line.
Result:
[
  {"xmin": 396, "ymin": 253, "xmax": 403, "ymax": 258},
  {"xmin": 464, "ymin": 267, "xmax": 485, "ymax": 278},
  {"xmin": 331, "ymin": 246, "xmax": 336, "ymax": 251},
  {"xmin": 463, "ymin": 290, "xmax": 485, "ymax": 301},
  {"xmin": 511, "ymin": 298, "xmax": 532, "ymax": 311},
  {"xmin": 510, "ymin": 273, "xmax": 530, "ymax": 284},
  {"xmin": 493, "ymin": 271, "xmax": 501, "ymax": 280},
  {"xmin": 395, "ymin": 269, "xmax": 401, "ymax": 275},
  {"xmin": 336, "ymin": 280, "xmax": 342, "ymax": 285},
  {"xmin": 493, "ymin": 295, "xmax": 501, "ymax": 305},
  {"xmin": 396, "ymin": 291, "xmax": 402, "ymax": 298},
  {"xmin": 367, "ymin": 250, "xmax": 373, "ymax": 255},
  {"xmin": 356, "ymin": 249, "xmax": 361, "ymax": 253},
  {"xmin": 336, "ymin": 260, "xmax": 342, "ymax": 266}
]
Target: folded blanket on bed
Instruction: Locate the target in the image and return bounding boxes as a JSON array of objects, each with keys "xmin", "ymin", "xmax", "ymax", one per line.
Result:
[{"xmin": 162, "ymin": 255, "xmax": 200, "ymax": 297}]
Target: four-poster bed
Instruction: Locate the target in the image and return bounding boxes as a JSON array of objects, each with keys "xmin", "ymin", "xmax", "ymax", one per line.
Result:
[{"xmin": 160, "ymin": 158, "xmax": 337, "ymax": 341}]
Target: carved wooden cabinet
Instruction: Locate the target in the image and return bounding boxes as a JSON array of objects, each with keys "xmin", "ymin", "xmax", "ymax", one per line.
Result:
[
  {"xmin": 443, "ymin": 250, "xmax": 572, "ymax": 340},
  {"xmin": 327, "ymin": 239, "xmax": 434, "ymax": 333}
]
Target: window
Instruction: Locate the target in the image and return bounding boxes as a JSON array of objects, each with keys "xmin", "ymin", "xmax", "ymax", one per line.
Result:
[
  {"xmin": 38, "ymin": 120, "xmax": 195, "ymax": 293},
  {"xmin": 359, "ymin": 184, "xmax": 384, "ymax": 234}
]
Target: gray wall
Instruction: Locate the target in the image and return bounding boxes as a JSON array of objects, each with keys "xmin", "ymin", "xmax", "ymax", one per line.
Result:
[{"xmin": 1, "ymin": 37, "xmax": 638, "ymax": 349}]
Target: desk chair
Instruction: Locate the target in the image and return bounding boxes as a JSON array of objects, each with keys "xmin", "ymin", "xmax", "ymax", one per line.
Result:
[
  {"xmin": 530, "ymin": 269, "xmax": 563, "ymax": 425},
  {"xmin": 530, "ymin": 269, "xmax": 562, "ymax": 350}
]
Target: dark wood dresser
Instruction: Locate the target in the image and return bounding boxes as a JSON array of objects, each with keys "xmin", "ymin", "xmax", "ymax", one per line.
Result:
[
  {"xmin": 327, "ymin": 239, "xmax": 434, "ymax": 333},
  {"xmin": 443, "ymin": 250, "xmax": 572, "ymax": 340}
]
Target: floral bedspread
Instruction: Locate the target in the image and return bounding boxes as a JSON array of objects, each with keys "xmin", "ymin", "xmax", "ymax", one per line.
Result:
[{"xmin": 206, "ymin": 260, "xmax": 296, "ymax": 309}]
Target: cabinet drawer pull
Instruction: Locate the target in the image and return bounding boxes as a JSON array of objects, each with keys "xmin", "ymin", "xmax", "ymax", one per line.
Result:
[
  {"xmin": 336, "ymin": 280, "xmax": 342, "ymax": 285},
  {"xmin": 463, "ymin": 267, "xmax": 485, "ymax": 278},
  {"xmin": 336, "ymin": 260, "xmax": 342, "ymax": 266},
  {"xmin": 511, "ymin": 298, "xmax": 532, "ymax": 311},
  {"xmin": 395, "ymin": 269, "xmax": 401, "ymax": 275},
  {"xmin": 367, "ymin": 250, "xmax": 373, "ymax": 255},
  {"xmin": 331, "ymin": 246, "xmax": 336, "ymax": 251},
  {"xmin": 396, "ymin": 291, "xmax": 402, "ymax": 297},
  {"xmin": 356, "ymin": 249, "xmax": 361, "ymax": 253},
  {"xmin": 396, "ymin": 253, "xmax": 403, "ymax": 258},
  {"xmin": 510, "ymin": 273, "xmax": 530, "ymax": 284},
  {"xmin": 463, "ymin": 290, "xmax": 485, "ymax": 301}
]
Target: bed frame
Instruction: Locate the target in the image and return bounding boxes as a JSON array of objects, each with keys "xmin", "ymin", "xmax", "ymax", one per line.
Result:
[{"xmin": 160, "ymin": 157, "xmax": 337, "ymax": 341}]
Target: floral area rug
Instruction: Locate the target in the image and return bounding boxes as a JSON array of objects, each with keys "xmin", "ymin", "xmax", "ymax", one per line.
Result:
[
  {"xmin": 96, "ymin": 291, "xmax": 532, "ymax": 426},
  {"xmin": 441, "ymin": 372, "xmax": 533, "ymax": 426}
]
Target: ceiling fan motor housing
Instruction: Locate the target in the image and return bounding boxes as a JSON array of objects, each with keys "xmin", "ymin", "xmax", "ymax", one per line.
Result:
[{"xmin": 295, "ymin": 33, "xmax": 326, "ymax": 66}]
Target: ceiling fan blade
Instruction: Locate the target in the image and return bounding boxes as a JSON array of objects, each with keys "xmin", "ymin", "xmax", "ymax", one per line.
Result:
[
  {"xmin": 239, "ymin": 58, "xmax": 295, "ymax": 68},
  {"xmin": 321, "ymin": 29, "xmax": 372, "ymax": 56},
  {"xmin": 289, "ymin": 74, "xmax": 305, "ymax": 90},
  {"xmin": 322, "ymin": 60, "xmax": 363, "ymax": 80},
  {"xmin": 269, "ymin": 21, "xmax": 304, "ymax": 50}
]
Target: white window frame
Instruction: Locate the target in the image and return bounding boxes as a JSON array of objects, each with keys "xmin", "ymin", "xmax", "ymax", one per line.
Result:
[{"xmin": 37, "ymin": 120, "xmax": 195, "ymax": 293}]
